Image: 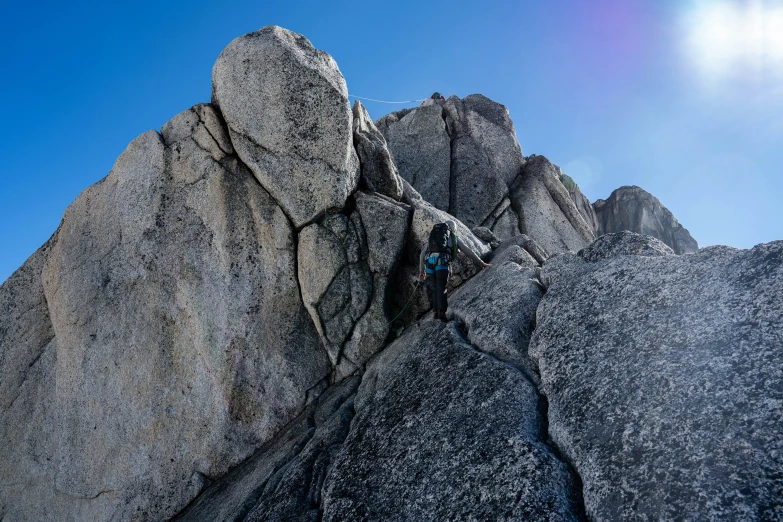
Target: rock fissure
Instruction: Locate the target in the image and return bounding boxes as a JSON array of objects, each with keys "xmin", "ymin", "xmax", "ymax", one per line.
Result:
[{"xmin": 450, "ymin": 314, "xmax": 589, "ymax": 520}]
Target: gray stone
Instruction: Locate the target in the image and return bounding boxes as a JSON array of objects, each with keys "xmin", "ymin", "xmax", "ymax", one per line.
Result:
[
  {"xmin": 510, "ymin": 155, "xmax": 596, "ymax": 254},
  {"xmin": 354, "ymin": 191, "xmax": 410, "ymax": 277},
  {"xmin": 212, "ymin": 26, "xmax": 359, "ymax": 227},
  {"xmin": 577, "ymin": 230, "xmax": 674, "ymax": 262},
  {"xmin": 299, "ymin": 193, "xmax": 409, "ymax": 373},
  {"xmin": 443, "ymin": 95, "xmax": 524, "ymax": 229},
  {"xmin": 352, "ymin": 101, "xmax": 403, "ymax": 200},
  {"xmin": 448, "ymin": 134, "xmax": 510, "ymax": 227},
  {"xmin": 320, "ymin": 321, "xmax": 582, "ymax": 521},
  {"xmin": 298, "ymin": 214, "xmax": 371, "ymax": 366},
  {"xmin": 171, "ymin": 377, "xmax": 360, "ymax": 522},
  {"xmin": 531, "ymin": 234, "xmax": 783, "ymax": 521},
  {"xmin": 490, "ymin": 234, "xmax": 550, "ymax": 266},
  {"xmin": 375, "ymin": 103, "xmax": 451, "ymax": 210},
  {"xmin": 594, "ymin": 185, "xmax": 698, "ymax": 254},
  {"xmin": 558, "ymin": 170, "xmax": 599, "ymax": 235},
  {"xmin": 5, "ymin": 106, "xmax": 332, "ymax": 521},
  {"xmin": 340, "ymin": 193, "xmax": 411, "ymax": 369},
  {"xmin": 471, "ymin": 225, "xmax": 502, "ymax": 249},
  {"xmin": 448, "ymin": 259, "xmax": 544, "ymax": 378}
]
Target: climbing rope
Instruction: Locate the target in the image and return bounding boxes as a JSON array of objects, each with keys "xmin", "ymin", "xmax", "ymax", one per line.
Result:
[
  {"xmin": 349, "ymin": 94, "xmax": 427, "ymax": 104},
  {"xmin": 387, "ymin": 279, "xmax": 422, "ymax": 326}
]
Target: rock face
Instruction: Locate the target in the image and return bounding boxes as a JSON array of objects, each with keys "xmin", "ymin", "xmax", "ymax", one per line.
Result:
[
  {"xmin": 532, "ymin": 233, "xmax": 783, "ymax": 521},
  {"xmin": 298, "ymin": 191, "xmax": 410, "ymax": 379},
  {"xmin": 559, "ymin": 171, "xmax": 599, "ymax": 235},
  {"xmin": 212, "ymin": 26, "xmax": 359, "ymax": 228},
  {"xmin": 376, "ymin": 102, "xmax": 451, "ymax": 210},
  {"xmin": 352, "ymin": 101, "xmax": 404, "ymax": 200},
  {"xmin": 2, "ymin": 104, "xmax": 333, "ymax": 521},
  {"xmin": 320, "ymin": 321, "xmax": 581, "ymax": 522},
  {"xmin": 378, "ymin": 98, "xmax": 600, "ymax": 254},
  {"xmin": 593, "ymin": 185, "xmax": 698, "ymax": 254},
  {"xmin": 510, "ymin": 155, "xmax": 596, "ymax": 254}
]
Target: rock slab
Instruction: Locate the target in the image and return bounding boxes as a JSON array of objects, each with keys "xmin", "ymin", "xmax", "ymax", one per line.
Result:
[
  {"xmin": 532, "ymin": 233, "xmax": 783, "ymax": 521},
  {"xmin": 321, "ymin": 321, "xmax": 582, "ymax": 521}
]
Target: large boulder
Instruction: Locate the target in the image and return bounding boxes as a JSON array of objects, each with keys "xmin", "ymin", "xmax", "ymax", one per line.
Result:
[
  {"xmin": 212, "ymin": 26, "xmax": 359, "ymax": 228},
  {"xmin": 377, "ymin": 95, "xmax": 526, "ymax": 236},
  {"xmin": 510, "ymin": 155, "xmax": 596, "ymax": 254},
  {"xmin": 320, "ymin": 321, "xmax": 583, "ymax": 521},
  {"xmin": 376, "ymin": 103, "xmax": 451, "ymax": 210},
  {"xmin": 593, "ymin": 185, "xmax": 698, "ymax": 254},
  {"xmin": 351, "ymin": 100, "xmax": 403, "ymax": 200},
  {"xmin": 1, "ymin": 105, "xmax": 333, "ymax": 521},
  {"xmin": 531, "ymin": 233, "xmax": 783, "ymax": 520},
  {"xmin": 447, "ymin": 254, "xmax": 543, "ymax": 378}
]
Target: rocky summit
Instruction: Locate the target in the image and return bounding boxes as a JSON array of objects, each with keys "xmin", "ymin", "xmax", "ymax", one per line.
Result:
[{"xmin": 1, "ymin": 25, "xmax": 780, "ymax": 522}]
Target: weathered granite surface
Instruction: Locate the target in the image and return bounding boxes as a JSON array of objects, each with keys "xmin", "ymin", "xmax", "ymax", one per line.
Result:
[
  {"xmin": 376, "ymin": 102, "xmax": 451, "ymax": 210},
  {"xmin": 171, "ymin": 377, "xmax": 360, "ymax": 522},
  {"xmin": 532, "ymin": 233, "xmax": 783, "ymax": 521},
  {"xmin": 352, "ymin": 100, "xmax": 404, "ymax": 200},
  {"xmin": 321, "ymin": 321, "xmax": 582, "ymax": 521},
  {"xmin": 510, "ymin": 155, "xmax": 596, "ymax": 254},
  {"xmin": 212, "ymin": 26, "xmax": 359, "ymax": 227},
  {"xmin": 594, "ymin": 185, "xmax": 698, "ymax": 254},
  {"xmin": 2, "ymin": 103, "xmax": 333, "ymax": 521}
]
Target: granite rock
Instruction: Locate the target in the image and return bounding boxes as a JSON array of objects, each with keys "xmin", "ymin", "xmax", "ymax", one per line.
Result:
[
  {"xmin": 5, "ymin": 105, "xmax": 332, "ymax": 521},
  {"xmin": 351, "ymin": 100, "xmax": 403, "ymax": 200},
  {"xmin": 593, "ymin": 185, "xmax": 698, "ymax": 254},
  {"xmin": 376, "ymin": 103, "xmax": 451, "ymax": 210},
  {"xmin": 444, "ymin": 95, "xmax": 524, "ymax": 229},
  {"xmin": 212, "ymin": 26, "xmax": 359, "ymax": 227},
  {"xmin": 171, "ymin": 377, "xmax": 361, "ymax": 522},
  {"xmin": 510, "ymin": 155, "xmax": 596, "ymax": 254},
  {"xmin": 321, "ymin": 321, "xmax": 582, "ymax": 521},
  {"xmin": 531, "ymin": 234, "xmax": 783, "ymax": 521}
]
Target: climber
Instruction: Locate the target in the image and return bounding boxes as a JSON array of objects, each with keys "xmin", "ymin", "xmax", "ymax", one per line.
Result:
[
  {"xmin": 419, "ymin": 220, "xmax": 490, "ymax": 322},
  {"xmin": 430, "ymin": 91, "xmax": 446, "ymax": 101}
]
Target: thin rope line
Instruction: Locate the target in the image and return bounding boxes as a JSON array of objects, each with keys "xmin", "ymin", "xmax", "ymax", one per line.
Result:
[{"xmin": 349, "ymin": 94, "xmax": 427, "ymax": 104}]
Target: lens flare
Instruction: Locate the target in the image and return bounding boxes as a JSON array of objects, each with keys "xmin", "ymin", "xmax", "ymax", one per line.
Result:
[{"xmin": 683, "ymin": 0, "xmax": 783, "ymax": 77}]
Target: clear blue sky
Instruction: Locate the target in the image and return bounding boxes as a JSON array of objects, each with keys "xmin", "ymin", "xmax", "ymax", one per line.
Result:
[{"xmin": 2, "ymin": 0, "xmax": 782, "ymax": 283}]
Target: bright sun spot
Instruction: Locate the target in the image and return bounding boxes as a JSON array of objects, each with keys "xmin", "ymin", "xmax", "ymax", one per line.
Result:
[{"xmin": 684, "ymin": 0, "xmax": 783, "ymax": 77}]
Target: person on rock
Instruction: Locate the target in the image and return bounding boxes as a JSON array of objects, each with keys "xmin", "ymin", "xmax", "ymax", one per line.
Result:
[
  {"xmin": 419, "ymin": 220, "xmax": 490, "ymax": 322},
  {"xmin": 430, "ymin": 91, "xmax": 446, "ymax": 101}
]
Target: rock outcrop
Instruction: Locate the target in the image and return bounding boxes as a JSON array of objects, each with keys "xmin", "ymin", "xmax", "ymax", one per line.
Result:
[
  {"xmin": 320, "ymin": 321, "xmax": 581, "ymax": 521},
  {"xmin": 1, "ymin": 23, "xmax": 776, "ymax": 522},
  {"xmin": 532, "ymin": 233, "xmax": 783, "ymax": 520},
  {"xmin": 352, "ymin": 101, "xmax": 404, "ymax": 200},
  {"xmin": 298, "ymin": 191, "xmax": 410, "ymax": 379},
  {"xmin": 510, "ymin": 155, "xmax": 597, "ymax": 254},
  {"xmin": 593, "ymin": 185, "xmax": 698, "ymax": 254},
  {"xmin": 378, "ymin": 97, "xmax": 599, "ymax": 253},
  {"xmin": 376, "ymin": 102, "xmax": 450, "ymax": 210},
  {"xmin": 559, "ymin": 171, "xmax": 600, "ymax": 235},
  {"xmin": 212, "ymin": 26, "xmax": 359, "ymax": 228}
]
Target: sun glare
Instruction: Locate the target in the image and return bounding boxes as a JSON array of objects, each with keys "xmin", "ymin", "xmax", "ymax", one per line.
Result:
[{"xmin": 685, "ymin": 0, "xmax": 783, "ymax": 77}]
